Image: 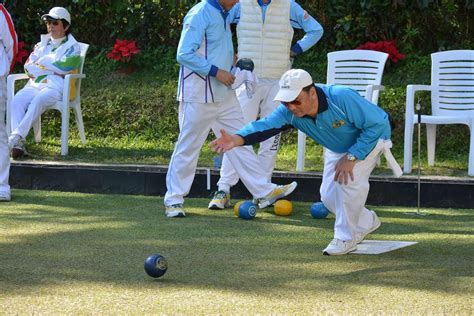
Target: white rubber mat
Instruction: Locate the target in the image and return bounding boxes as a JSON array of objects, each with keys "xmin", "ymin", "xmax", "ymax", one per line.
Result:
[{"xmin": 352, "ymin": 240, "xmax": 418, "ymax": 255}]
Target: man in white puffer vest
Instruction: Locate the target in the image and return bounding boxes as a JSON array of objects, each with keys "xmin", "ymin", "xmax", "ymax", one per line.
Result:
[
  {"xmin": 209, "ymin": 0, "xmax": 323, "ymax": 209},
  {"xmin": 0, "ymin": 4, "xmax": 17, "ymax": 201}
]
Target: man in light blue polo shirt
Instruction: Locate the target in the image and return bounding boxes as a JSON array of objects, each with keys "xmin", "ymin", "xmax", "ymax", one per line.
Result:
[
  {"xmin": 164, "ymin": 0, "xmax": 297, "ymax": 218},
  {"xmin": 209, "ymin": 0, "xmax": 324, "ymax": 210},
  {"xmin": 209, "ymin": 69, "xmax": 402, "ymax": 255}
]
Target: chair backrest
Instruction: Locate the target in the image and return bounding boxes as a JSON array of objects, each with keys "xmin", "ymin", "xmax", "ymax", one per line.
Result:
[
  {"xmin": 431, "ymin": 50, "xmax": 474, "ymax": 117},
  {"xmin": 327, "ymin": 50, "xmax": 388, "ymax": 104},
  {"xmin": 77, "ymin": 42, "xmax": 89, "ymax": 73},
  {"xmin": 68, "ymin": 42, "xmax": 89, "ymax": 101}
]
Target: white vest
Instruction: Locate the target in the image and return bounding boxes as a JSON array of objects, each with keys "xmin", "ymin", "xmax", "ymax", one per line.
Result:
[{"xmin": 237, "ymin": 0, "xmax": 293, "ymax": 80}]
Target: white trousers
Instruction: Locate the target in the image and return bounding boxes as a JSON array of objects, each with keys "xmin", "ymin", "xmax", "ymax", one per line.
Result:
[
  {"xmin": 218, "ymin": 78, "xmax": 281, "ymax": 191},
  {"xmin": 0, "ymin": 77, "xmax": 10, "ymax": 193},
  {"xmin": 164, "ymin": 93, "xmax": 277, "ymax": 206},
  {"xmin": 320, "ymin": 140, "xmax": 387, "ymax": 241},
  {"xmin": 10, "ymin": 84, "xmax": 61, "ymax": 138}
]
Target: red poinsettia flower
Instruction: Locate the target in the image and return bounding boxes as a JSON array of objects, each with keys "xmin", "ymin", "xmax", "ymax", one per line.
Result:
[
  {"xmin": 356, "ymin": 40, "xmax": 405, "ymax": 63},
  {"xmin": 106, "ymin": 39, "xmax": 140, "ymax": 63},
  {"xmin": 15, "ymin": 41, "xmax": 29, "ymax": 65}
]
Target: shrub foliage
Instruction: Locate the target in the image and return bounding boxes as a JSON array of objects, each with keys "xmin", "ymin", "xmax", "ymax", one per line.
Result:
[{"xmin": 5, "ymin": 0, "xmax": 473, "ymax": 54}]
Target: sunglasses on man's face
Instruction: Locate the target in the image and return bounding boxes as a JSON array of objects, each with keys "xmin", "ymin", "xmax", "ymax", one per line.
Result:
[
  {"xmin": 45, "ymin": 20, "xmax": 59, "ymax": 26},
  {"xmin": 282, "ymin": 99, "xmax": 302, "ymax": 108}
]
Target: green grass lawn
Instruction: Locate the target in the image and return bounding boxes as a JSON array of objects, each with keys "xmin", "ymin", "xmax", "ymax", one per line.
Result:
[{"xmin": 1, "ymin": 190, "xmax": 472, "ymax": 314}]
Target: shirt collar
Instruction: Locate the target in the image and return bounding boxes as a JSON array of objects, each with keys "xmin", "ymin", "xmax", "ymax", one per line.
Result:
[
  {"xmin": 51, "ymin": 36, "xmax": 67, "ymax": 47},
  {"xmin": 207, "ymin": 0, "xmax": 229, "ymax": 16},
  {"xmin": 257, "ymin": 0, "xmax": 271, "ymax": 6},
  {"xmin": 315, "ymin": 85, "xmax": 328, "ymax": 114}
]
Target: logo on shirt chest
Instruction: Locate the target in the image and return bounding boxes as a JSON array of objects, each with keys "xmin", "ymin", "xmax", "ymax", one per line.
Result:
[{"xmin": 332, "ymin": 119, "xmax": 345, "ymax": 128}]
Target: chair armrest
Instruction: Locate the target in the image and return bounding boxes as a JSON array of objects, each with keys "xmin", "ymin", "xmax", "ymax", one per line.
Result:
[
  {"xmin": 405, "ymin": 85, "xmax": 432, "ymax": 123},
  {"xmin": 65, "ymin": 74, "xmax": 86, "ymax": 80},
  {"xmin": 7, "ymin": 73, "xmax": 29, "ymax": 82},
  {"xmin": 7, "ymin": 73, "xmax": 29, "ymax": 93},
  {"xmin": 63, "ymin": 73, "xmax": 86, "ymax": 88},
  {"xmin": 7, "ymin": 74, "xmax": 30, "ymax": 81},
  {"xmin": 365, "ymin": 85, "xmax": 385, "ymax": 103}
]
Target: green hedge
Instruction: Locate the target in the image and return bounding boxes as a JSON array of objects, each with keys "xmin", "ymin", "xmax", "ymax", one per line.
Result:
[{"xmin": 6, "ymin": 0, "xmax": 474, "ymax": 55}]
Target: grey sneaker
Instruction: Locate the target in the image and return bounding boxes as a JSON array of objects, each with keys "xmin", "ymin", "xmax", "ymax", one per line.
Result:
[
  {"xmin": 165, "ymin": 204, "xmax": 186, "ymax": 218},
  {"xmin": 355, "ymin": 210, "xmax": 381, "ymax": 243},
  {"xmin": 323, "ymin": 238, "xmax": 358, "ymax": 256},
  {"xmin": 0, "ymin": 191, "xmax": 11, "ymax": 202},
  {"xmin": 7, "ymin": 134, "xmax": 21, "ymax": 150},
  {"xmin": 257, "ymin": 181, "xmax": 297, "ymax": 208},
  {"xmin": 208, "ymin": 190, "xmax": 231, "ymax": 210}
]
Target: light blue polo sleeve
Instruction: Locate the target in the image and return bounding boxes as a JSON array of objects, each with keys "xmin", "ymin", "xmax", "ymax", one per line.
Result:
[
  {"xmin": 290, "ymin": 0, "xmax": 324, "ymax": 54},
  {"xmin": 333, "ymin": 87, "xmax": 390, "ymax": 160},
  {"xmin": 176, "ymin": 9, "xmax": 213, "ymax": 76}
]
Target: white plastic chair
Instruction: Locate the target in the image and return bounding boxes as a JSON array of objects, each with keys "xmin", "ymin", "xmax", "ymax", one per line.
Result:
[
  {"xmin": 404, "ymin": 50, "xmax": 474, "ymax": 176},
  {"xmin": 296, "ymin": 50, "xmax": 389, "ymax": 170},
  {"xmin": 7, "ymin": 42, "xmax": 89, "ymax": 156}
]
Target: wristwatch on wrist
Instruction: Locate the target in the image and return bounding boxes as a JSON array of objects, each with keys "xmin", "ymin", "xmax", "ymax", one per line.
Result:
[{"xmin": 346, "ymin": 153, "xmax": 357, "ymax": 161}]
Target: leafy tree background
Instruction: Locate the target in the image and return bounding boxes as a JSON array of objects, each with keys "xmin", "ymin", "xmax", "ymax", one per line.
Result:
[{"xmin": 4, "ymin": 0, "xmax": 474, "ymax": 54}]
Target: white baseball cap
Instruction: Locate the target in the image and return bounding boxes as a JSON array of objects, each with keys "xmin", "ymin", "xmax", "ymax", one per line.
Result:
[
  {"xmin": 42, "ymin": 7, "xmax": 71, "ymax": 24},
  {"xmin": 274, "ymin": 69, "xmax": 313, "ymax": 102}
]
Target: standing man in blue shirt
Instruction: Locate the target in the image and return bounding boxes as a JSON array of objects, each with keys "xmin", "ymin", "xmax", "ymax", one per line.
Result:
[
  {"xmin": 210, "ymin": 69, "xmax": 403, "ymax": 255},
  {"xmin": 209, "ymin": 0, "xmax": 324, "ymax": 210},
  {"xmin": 164, "ymin": 0, "xmax": 297, "ymax": 218}
]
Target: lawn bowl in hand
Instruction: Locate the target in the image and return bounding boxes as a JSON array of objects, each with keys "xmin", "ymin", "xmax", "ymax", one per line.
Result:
[{"xmin": 236, "ymin": 58, "xmax": 255, "ymax": 72}]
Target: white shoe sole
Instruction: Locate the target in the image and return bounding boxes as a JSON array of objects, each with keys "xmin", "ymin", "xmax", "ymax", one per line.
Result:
[
  {"xmin": 166, "ymin": 210, "xmax": 186, "ymax": 218},
  {"xmin": 323, "ymin": 244, "xmax": 358, "ymax": 256},
  {"xmin": 208, "ymin": 201, "xmax": 230, "ymax": 210},
  {"xmin": 208, "ymin": 203, "xmax": 224, "ymax": 210}
]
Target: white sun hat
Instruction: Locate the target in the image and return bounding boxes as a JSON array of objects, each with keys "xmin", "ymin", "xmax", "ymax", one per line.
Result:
[
  {"xmin": 41, "ymin": 7, "xmax": 71, "ymax": 24},
  {"xmin": 274, "ymin": 69, "xmax": 313, "ymax": 102}
]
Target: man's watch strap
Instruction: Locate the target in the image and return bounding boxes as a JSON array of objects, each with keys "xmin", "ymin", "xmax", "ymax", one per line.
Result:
[{"xmin": 346, "ymin": 153, "xmax": 357, "ymax": 161}]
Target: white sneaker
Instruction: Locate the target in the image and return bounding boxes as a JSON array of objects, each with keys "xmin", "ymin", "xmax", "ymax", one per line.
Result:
[
  {"xmin": 165, "ymin": 204, "xmax": 186, "ymax": 218},
  {"xmin": 208, "ymin": 190, "xmax": 231, "ymax": 210},
  {"xmin": 323, "ymin": 238, "xmax": 358, "ymax": 256},
  {"xmin": 355, "ymin": 210, "xmax": 381, "ymax": 243},
  {"xmin": 0, "ymin": 191, "xmax": 11, "ymax": 202},
  {"xmin": 257, "ymin": 181, "xmax": 297, "ymax": 208}
]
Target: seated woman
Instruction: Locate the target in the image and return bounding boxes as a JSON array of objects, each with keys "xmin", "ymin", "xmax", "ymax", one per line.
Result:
[{"xmin": 8, "ymin": 7, "xmax": 81, "ymax": 158}]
